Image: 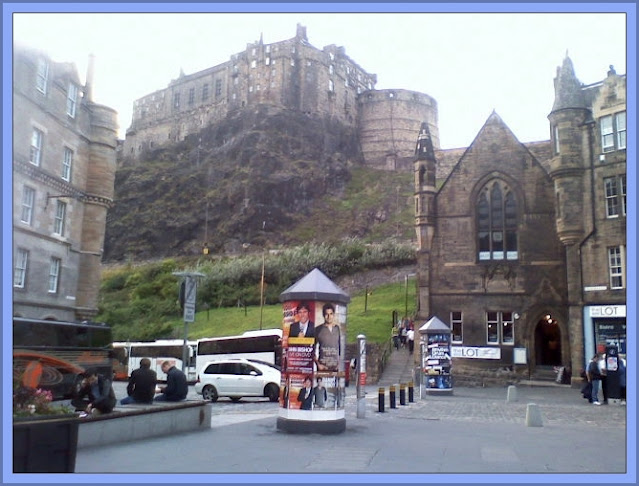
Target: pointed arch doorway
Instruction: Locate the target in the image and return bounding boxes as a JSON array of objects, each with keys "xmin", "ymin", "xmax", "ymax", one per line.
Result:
[{"xmin": 534, "ymin": 314, "xmax": 562, "ymax": 366}]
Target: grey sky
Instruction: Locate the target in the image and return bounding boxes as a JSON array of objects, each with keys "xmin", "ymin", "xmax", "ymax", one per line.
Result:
[{"xmin": 12, "ymin": 11, "xmax": 627, "ymax": 149}]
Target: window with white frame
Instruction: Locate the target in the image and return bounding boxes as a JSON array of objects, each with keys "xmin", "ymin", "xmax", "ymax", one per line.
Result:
[
  {"xmin": 54, "ymin": 200, "xmax": 67, "ymax": 236},
  {"xmin": 67, "ymin": 83, "xmax": 78, "ymax": 117},
  {"xmin": 62, "ymin": 147, "xmax": 73, "ymax": 182},
  {"xmin": 486, "ymin": 311, "xmax": 514, "ymax": 345},
  {"xmin": 48, "ymin": 257, "xmax": 61, "ymax": 293},
  {"xmin": 451, "ymin": 311, "xmax": 463, "ymax": 343},
  {"xmin": 21, "ymin": 186, "xmax": 35, "ymax": 224},
  {"xmin": 14, "ymin": 249, "xmax": 29, "ymax": 288},
  {"xmin": 604, "ymin": 175, "xmax": 626, "ymax": 218},
  {"xmin": 30, "ymin": 128, "xmax": 43, "ymax": 166},
  {"xmin": 36, "ymin": 58, "xmax": 49, "ymax": 94},
  {"xmin": 608, "ymin": 246, "xmax": 625, "ymax": 289},
  {"xmin": 600, "ymin": 111, "xmax": 626, "ymax": 152},
  {"xmin": 477, "ymin": 181, "xmax": 518, "ymax": 261}
]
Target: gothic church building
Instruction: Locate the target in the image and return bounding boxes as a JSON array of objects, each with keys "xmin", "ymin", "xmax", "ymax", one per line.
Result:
[{"xmin": 414, "ymin": 57, "xmax": 626, "ymax": 384}]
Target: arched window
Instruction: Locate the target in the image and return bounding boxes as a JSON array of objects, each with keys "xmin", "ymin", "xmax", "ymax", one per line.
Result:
[{"xmin": 477, "ymin": 181, "xmax": 518, "ymax": 261}]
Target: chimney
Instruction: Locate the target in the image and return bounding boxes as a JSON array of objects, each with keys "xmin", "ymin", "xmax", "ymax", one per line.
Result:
[{"xmin": 85, "ymin": 53, "xmax": 95, "ymax": 102}]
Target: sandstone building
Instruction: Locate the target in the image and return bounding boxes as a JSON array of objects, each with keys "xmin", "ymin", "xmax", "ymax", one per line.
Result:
[
  {"xmin": 122, "ymin": 24, "xmax": 439, "ymax": 171},
  {"xmin": 414, "ymin": 57, "xmax": 626, "ymax": 384},
  {"xmin": 13, "ymin": 45, "xmax": 118, "ymax": 321}
]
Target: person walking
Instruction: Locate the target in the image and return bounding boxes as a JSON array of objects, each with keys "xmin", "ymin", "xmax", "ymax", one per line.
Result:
[
  {"xmin": 121, "ymin": 357, "xmax": 157, "ymax": 405},
  {"xmin": 407, "ymin": 326, "xmax": 415, "ymax": 354},
  {"xmin": 154, "ymin": 360, "xmax": 188, "ymax": 402},
  {"xmin": 586, "ymin": 354, "xmax": 602, "ymax": 405}
]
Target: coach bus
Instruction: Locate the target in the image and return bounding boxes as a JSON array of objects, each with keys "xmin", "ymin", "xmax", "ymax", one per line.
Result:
[
  {"xmin": 195, "ymin": 329, "xmax": 282, "ymax": 374},
  {"xmin": 13, "ymin": 317, "xmax": 113, "ymax": 400},
  {"xmin": 111, "ymin": 340, "xmax": 198, "ymax": 382}
]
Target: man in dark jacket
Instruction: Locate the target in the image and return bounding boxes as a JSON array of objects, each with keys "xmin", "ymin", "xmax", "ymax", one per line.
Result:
[
  {"xmin": 121, "ymin": 358, "xmax": 157, "ymax": 405},
  {"xmin": 154, "ymin": 360, "xmax": 188, "ymax": 402},
  {"xmin": 72, "ymin": 368, "xmax": 117, "ymax": 414}
]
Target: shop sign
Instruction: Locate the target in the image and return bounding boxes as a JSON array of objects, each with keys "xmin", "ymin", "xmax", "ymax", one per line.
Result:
[
  {"xmin": 451, "ymin": 346, "xmax": 501, "ymax": 359},
  {"xmin": 589, "ymin": 305, "xmax": 626, "ymax": 318}
]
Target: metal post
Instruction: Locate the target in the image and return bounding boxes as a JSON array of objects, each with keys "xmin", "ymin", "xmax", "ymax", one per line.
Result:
[
  {"xmin": 356, "ymin": 334, "xmax": 366, "ymax": 418},
  {"xmin": 399, "ymin": 383, "xmax": 406, "ymax": 405},
  {"xmin": 389, "ymin": 385, "xmax": 396, "ymax": 409},
  {"xmin": 378, "ymin": 387, "xmax": 385, "ymax": 413},
  {"xmin": 172, "ymin": 271, "xmax": 205, "ymax": 374},
  {"xmin": 408, "ymin": 381, "xmax": 414, "ymax": 402}
]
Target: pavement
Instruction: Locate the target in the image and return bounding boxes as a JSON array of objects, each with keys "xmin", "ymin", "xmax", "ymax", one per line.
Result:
[{"xmin": 72, "ymin": 348, "xmax": 633, "ymax": 482}]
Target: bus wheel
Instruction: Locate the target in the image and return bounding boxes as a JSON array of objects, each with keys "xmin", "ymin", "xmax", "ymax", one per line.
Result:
[
  {"xmin": 202, "ymin": 385, "xmax": 218, "ymax": 402},
  {"xmin": 265, "ymin": 384, "xmax": 279, "ymax": 402}
]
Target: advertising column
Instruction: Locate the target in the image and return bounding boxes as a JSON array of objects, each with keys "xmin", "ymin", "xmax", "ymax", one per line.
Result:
[
  {"xmin": 418, "ymin": 316, "xmax": 453, "ymax": 395},
  {"xmin": 277, "ymin": 268, "xmax": 350, "ymax": 434}
]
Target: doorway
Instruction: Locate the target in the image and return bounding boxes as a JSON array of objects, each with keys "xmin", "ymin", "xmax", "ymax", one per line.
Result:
[{"xmin": 535, "ymin": 314, "xmax": 562, "ymax": 366}]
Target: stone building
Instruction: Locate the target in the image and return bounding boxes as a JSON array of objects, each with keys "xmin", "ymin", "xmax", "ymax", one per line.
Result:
[
  {"xmin": 414, "ymin": 57, "xmax": 626, "ymax": 384},
  {"xmin": 122, "ymin": 24, "xmax": 439, "ymax": 169},
  {"xmin": 12, "ymin": 45, "xmax": 118, "ymax": 321}
]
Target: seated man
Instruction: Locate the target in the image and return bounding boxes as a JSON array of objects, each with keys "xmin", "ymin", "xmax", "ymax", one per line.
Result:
[
  {"xmin": 71, "ymin": 368, "xmax": 116, "ymax": 415},
  {"xmin": 154, "ymin": 360, "xmax": 188, "ymax": 402},
  {"xmin": 121, "ymin": 357, "xmax": 157, "ymax": 405}
]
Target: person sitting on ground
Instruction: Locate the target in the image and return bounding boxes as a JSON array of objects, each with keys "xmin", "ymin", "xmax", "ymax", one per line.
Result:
[
  {"xmin": 154, "ymin": 360, "xmax": 188, "ymax": 402},
  {"xmin": 71, "ymin": 368, "xmax": 116, "ymax": 415},
  {"xmin": 121, "ymin": 357, "xmax": 157, "ymax": 405}
]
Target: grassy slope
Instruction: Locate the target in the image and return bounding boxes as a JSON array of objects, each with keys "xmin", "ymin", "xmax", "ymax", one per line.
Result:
[{"xmin": 165, "ymin": 279, "xmax": 416, "ymax": 344}]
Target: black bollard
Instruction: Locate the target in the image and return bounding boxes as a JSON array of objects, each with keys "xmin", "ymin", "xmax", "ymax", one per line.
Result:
[
  {"xmin": 400, "ymin": 383, "xmax": 406, "ymax": 405},
  {"xmin": 390, "ymin": 385, "xmax": 396, "ymax": 409},
  {"xmin": 378, "ymin": 387, "xmax": 385, "ymax": 413},
  {"xmin": 408, "ymin": 381, "xmax": 414, "ymax": 402}
]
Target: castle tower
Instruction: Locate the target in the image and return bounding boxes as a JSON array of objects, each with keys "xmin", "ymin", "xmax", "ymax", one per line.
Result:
[
  {"xmin": 74, "ymin": 59, "xmax": 118, "ymax": 319},
  {"xmin": 547, "ymin": 55, "xmax": 593, "ymax": 376},
  {"xmin": 414, "ymin": 122, "xmax": 437, "ymax": 320},
  {"xmin": 358, "ymin": 90, "xmax": 439, "ymax": 171}
]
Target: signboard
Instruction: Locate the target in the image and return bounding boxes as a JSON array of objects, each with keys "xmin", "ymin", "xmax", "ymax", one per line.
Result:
[
  {"xmin": 513, "ymin": 348, "xmax": 527, "ymax": 364},
  {"xmin": 451, "ymin": 346, "xmax": 501, "ymax": 359},
  {"xmin": 183, "ymin": 277, "xmax": 197, "ymax": 323},
  {"xmin": 589, "ymin": 305, "xmax": 626, "ymax": 318}
]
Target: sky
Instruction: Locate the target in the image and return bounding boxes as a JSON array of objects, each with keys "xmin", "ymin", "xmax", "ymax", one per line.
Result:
[{"xmin": 10, "ymin": 8, "xmax": 628, "ymax": 149}]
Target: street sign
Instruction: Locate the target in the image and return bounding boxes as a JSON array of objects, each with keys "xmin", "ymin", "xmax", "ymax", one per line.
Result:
[{"xmin": 183, "ymin": 276, "xmax": 197, "ymax": 322}]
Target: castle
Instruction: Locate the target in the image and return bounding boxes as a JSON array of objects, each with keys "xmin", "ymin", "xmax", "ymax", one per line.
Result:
[
  {"xmin": 414, "ymin": 58, "xmax": 626, "ymax": 384},
  {"xmin": 122, "ymin": 24, "xmax": 439, "ymax": 171}
]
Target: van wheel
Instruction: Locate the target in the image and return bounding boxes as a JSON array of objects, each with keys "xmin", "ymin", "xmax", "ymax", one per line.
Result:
[
  {"xmin": 202, "ymin": 385, "xmax": 218, "ymax": 402},
  {"xmin": 265, "ymin": 384, "xmax": 279, "ymax": 402}
]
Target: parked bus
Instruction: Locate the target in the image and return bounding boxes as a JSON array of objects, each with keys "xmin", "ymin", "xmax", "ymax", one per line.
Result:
[
  {"xmin": 13, "ymin": 317, "xmax": 113, "ymax": 400},
  {"xmin": 111, "ymin": 340, "xmax": 198, "ymax": 382},
  {"xmin": 195, "ymin": 329, "xmax": 282, "ymax": 374}
]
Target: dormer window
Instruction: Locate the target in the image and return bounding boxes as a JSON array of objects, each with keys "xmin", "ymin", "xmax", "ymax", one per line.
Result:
[
  {"xmin": 36, "ymin": 58, "xmax": 48, "ymax": 94},
  {"xmin": 67, "ymin": 83, "xmax": 78, "ymax": 118}
]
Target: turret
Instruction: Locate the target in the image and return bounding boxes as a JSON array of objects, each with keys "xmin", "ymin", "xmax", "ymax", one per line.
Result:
[
  {"xmin": 414, "ymin": 122, "xmax": 437, "ymax": 251},
  {"xmin": 547, "ymin": 55, "xmax": 592, "ymax": 246}
]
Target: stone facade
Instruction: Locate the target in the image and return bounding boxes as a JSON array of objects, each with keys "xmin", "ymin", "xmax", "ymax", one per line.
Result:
[
  {"xmin": 414, "ymin": 57, "xmax": 626, "ymax": 385},
  {"xmin": 13, "ymin": 45, "xmax": 118, "ymax": 321},
  {"xmin": 121, "ymin": 24, "xmax": 438, "ymax": 169}
]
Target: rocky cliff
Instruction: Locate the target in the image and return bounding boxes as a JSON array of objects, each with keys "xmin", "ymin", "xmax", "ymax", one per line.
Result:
[{"xmin": 104, "ymin": 105, "xmax": 414, "ymax": 262}]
